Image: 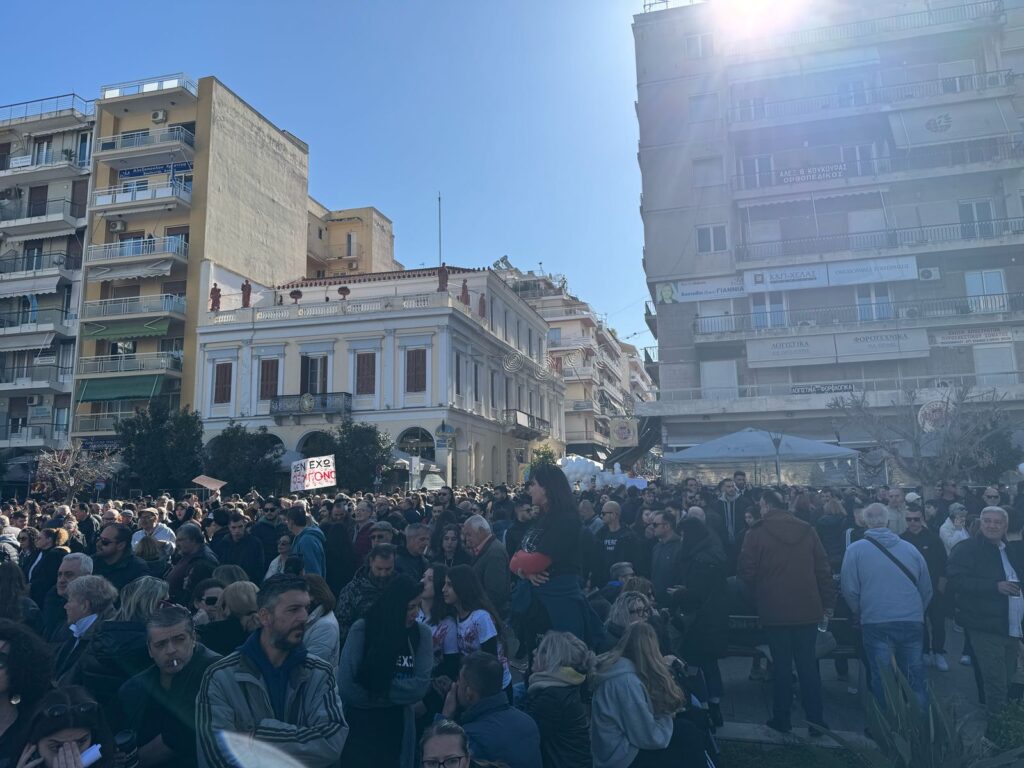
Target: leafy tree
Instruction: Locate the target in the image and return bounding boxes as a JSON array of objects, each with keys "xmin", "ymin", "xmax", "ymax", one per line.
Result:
[
  {"xmin": 528, "ymin": 446, "xmax": 558, "ymax": 475},
  {"xmin": 36, "ymin": 446, "xmax": 121, "ymax": 503},
  {"xmin": 115, "ymin": 402, "xmax": 204, "ymax": 494},
  {"xmin": 205, "ymin": 422, "xmax": 284, "ymax": 495},
  {"xmin": 300, "ymin": 421, "xmax": 394, "ymax": 492}
]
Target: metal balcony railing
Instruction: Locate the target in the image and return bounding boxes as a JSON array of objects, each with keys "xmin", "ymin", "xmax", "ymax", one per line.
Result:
[
  {"xmin": 0, "ymin": 365, "xmax": 69, "ymax": 386},
  {"xmin": 73, "ymin": 413, "xmax": 133, "ymax": 432},
  {"xmin": 269, "ymin": 392, "xmax": 352, "ymax": 416},
  {"xmin": 643, "ymin": 346, "xmax": 658, "ymax": 364},
  {"xmin": 736, "ymin": 216, "xmax": 1024, "ymax": 261},
  {"xmin": 0, "ymin": 149, "xmax": 89, "ymax": 172},
  {"xmin": 97, "ymin": 126, "xmax": 196, "ymax": 152},
  {"xmin": 566, "ymin": 429, "xmax": 609, "ymax": 442},
  {"xmin": 81, "ymin": 294, "xmax": 185, "ymax": 318},
  {"xmin": 100, "ymin": 74, "xmax": 198, "ymax": 99},
  {"xmin": 0, "ymin": 308, "xmax": 72, "ymax": 328},
  {"xmin": 728, "ymin": 70, "xmax": 1012, "ymax": 123},
  {"xmin": 0, "ymin": 423, "xmax": 66, "ymax": 442},
  {"xmin": 0, "ymin": 252, "xmax": 79, "ymax": 274},
  {"xmin": 695, "ymin": 291, "xmax": 1024, "ymax": 334},
  {"xmin": 91, "ymin": 180, "xmax": 192, "ymax": 208},
  {"xmin": 503, "ymin": 409, "xmax": 551, "ymax": 435},
  {"xmin": 0, "ymin": 198, "xmax": 85, "ymax": 222},
  {"xmin": 0, "ymin": 94, "xmax": 94, "ymax": 126},
  {"xmin": 733, "ymin": 135, "xmax": 1024, "ymax": 191},
  {"xmin": 86, "ymin": 237, "xmax": 189, "ymax": 263},
  {"xmin": 77, "ymin": 353, "xmax": 182, "ymax": 375}
]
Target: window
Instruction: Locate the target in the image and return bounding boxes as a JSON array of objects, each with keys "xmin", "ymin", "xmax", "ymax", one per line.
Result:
[
  {"xmin": 159, "ymin": 337, "xmax": 184, "ymax": 354},
  {"xmin": 490, "ymin": 371, "xmax": 498, "ymax": 406},
  {"xmin": 110, "ymin": 340, "xmax": 136, "ymax": 357},
  {"xmin": 547, "ymin": 327, "xmax": 561, "ymax": 345},
  {"xmin": 696, "ymin": 224, "xmax": 727, "ymax": 253},
  {"xmin": 213, "ymin": 362, "xmax": 232, "ymax": 404},
  {"xmin": 751, "ymin": 292, "xmax": 785, "ymax": 329},
  {"xmin": 740, "ymin": 155, "xmax": 772, "ymax": 189},
  {"xmin": 318, "ymin": 227, "xmax": 323, "ymax": 240},
  {"xmin": 689, "ymin": 93, "xmax": 719, "ymax": 122},
  {"xmin": 692, "ymin": 157, "xmax": 724, "ymax": 187},
  {"xmin": 315, "ymin": 270, "xmax": 326, "ymax": 279},
  {"xmin": 836, "ymin": 80, "xmax": 869, "ymax": 108},
  {"xmin": 959, "ymin": 200, "xmax": 994, "ymax": 239},
  {"xmin": 406, "ymin": 348, "xmax": 427, "ymax": 393},
  {"xmin": 855, "ymin": 284, "xmax": 893, "ymax": 321},
  {"xmin": 966, "ymin": 269, "xmax": 1006, "ymax": 311},
  {"xmin": 347, "ymin": 232, "xmax": 356, "ymax": 257},
  {"xmin": 473, "ymin": 363, "xmax": 481, "ymax": 402},
  {"xmin": 300, "ymin": 355, "xmax": 327, "ymax": 395},
  {"xmin": 686, "ymin": 33, "xmax": 713, "ymax": 59},
  {"xmin": 121, "ymin": 178, "xmax": 148, "ymax": 194},
  {"xmin": 259, "ymin": 358, "xmax": 279, "ymax": 400},
  {"xmin": 356, "ymin": 352, "xmax": 376, "ymax": 395},
  {"xmin": 842, "ymin": 144, "xmax": 874, "ymax": 176},
  {"xmin": 734, "ymin": 96, "xmax": 765, "ymax": 121},
  {"xmin": 455, "ymin": 352, "xmax": 463, "ymax": 395}
]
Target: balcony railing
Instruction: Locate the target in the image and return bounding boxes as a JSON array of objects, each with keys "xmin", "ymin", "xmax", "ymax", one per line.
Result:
[
  {"xmin": 695, "ymin": 291, "xmax": 1024, "ymax": 334},
  {"xmin": 81, "ymin": 294, "xmax": 185, "ymax": 319},
  {"xmin": 73, "ymin": 413, "xmax": 133, "ymax": 432},
  {"xmin": 91, "ymin": 180, "xmax": 192, "ymax": 208},
  {"xmin": 86, "ymin": 237, "xmax": 189, "ymax": 263},
  {"xmin": 0, "ymin": 365, "xmax": 69, "ymax": 386},
  {"xmin": 0, "ymin": 198, "xmax": 85, "ymax": 222},
  {"xmin": 0, "ymin": 423, "xmax": 66, "ymax": 443},
  {"xmin": 503, "ymin": 409, "xmax": 551, "ymax": 436},
  {"xmin": 643, "ymin": 346, "xmax": 658, "ymax": 364},
  {"xmin": 0, "ymin": 251, "xmax": 79, "ymax": 274},
  {"xmin": 736, "ymin": 216, "xmax": 1024, "ymax": 262},
  {"xmin": 733, "ymin": 135, "xmax": 1024, "ymax": 191},
  {"xmin": 269, "ymin": 392, "xmax": 352, "ymax": 417},
  {"xmin": 746, "ymin": 0, "xmax": 1004, "ymax": 53},
  {"xmin": 566, "ymin": 429, "xmax": 609, "ymax": 443},
  {"xmin": 77, "ymin": 353, "xmax": 182, "ymax": 375},
  {"xmin": 0, "ymin": 94, "xmax": 93, "ymax": 126},
  {"xmin": 728, "ymin": 70, "xmax": 1012, "ymax": 123},
  {"xmin": 97, "ymin": 126, "xmax": 196, "ymax": 152},
  {"xmin": 0, "ymin": 149, "xmax": 89, "ymax": 172},
  {"xmin": 100, "ymin": 74, "xmax": 198, "ymax": 100},
  {"xmin": 0, "ymin": 308, "xmax": 73, "ymax": 328}
]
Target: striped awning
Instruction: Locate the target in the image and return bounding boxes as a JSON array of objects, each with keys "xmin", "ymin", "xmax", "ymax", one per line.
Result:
[
  {"xmin": 82, "ymin": 318, "xmax": 170, "ymax": 341},
  {"xmin": 87, "ymin": 260, "xmax": 174, "ymax": 283}
]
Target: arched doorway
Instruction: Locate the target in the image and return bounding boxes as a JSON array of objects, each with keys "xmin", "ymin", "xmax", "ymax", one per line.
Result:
[
  {"xmin": 298, "ymin": 430, "xmax": 335, "ymax": 458},
  {"xmin": 396, "ymin": 427, "xmax": 436, "ymax": 462}
]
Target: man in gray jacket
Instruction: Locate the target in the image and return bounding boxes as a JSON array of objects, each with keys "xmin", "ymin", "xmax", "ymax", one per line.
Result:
[
  {"xmin": 841, "ymin": 503, "xmax": 932, "ymax": 711},
  {"xmin": 196, "ymin": 574, "xmax": 348, "ymax": 767}
]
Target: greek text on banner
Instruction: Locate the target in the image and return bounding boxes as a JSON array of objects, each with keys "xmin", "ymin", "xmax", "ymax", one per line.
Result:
[{"xmin": 291, "ymin": 454, "xmax": 337, "ymax": 492}]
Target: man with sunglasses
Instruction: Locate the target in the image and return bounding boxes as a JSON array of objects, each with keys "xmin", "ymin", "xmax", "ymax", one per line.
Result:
[
  {"xmin": 902, "ymin": 503, "xmax": 949, "ymax": 671},
  {"xmin": 91, "ymin": 523, "xmax": 149, "ymax": 591}
]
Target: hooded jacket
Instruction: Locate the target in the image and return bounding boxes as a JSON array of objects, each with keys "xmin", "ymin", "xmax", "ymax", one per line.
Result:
[
  {"xmin": 841, "ymin": 528, "xmax": 932, "ymax": 625},
  {"xmin": 590, "ymin": 657, "xmax": 673, "ymax": 768},
  {"xmin": 736, "ymin": 509, "xmax": 835, "ymax": 626},
  {"xmin": 460, "ymin": 692, "xmax": 542, "ymax": 768},
  {"xmin": 524, "ymin": 667, "xmax": 592, "ymax": 768},
  {"xmin": 292, "ymin": 525, "xmax": 326, "ymax": 576}
]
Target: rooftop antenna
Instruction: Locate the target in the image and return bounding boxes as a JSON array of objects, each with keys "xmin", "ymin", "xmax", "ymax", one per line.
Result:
[{"xmin": 437, "ymin": 192, "xmax": 442, "ymax": 267}]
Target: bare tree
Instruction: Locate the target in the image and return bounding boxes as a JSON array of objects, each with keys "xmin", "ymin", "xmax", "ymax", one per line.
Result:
[
  {"xmin": 35, "ymin": 446, "xmax": 121, "ymax": 503},
  {"xmin": 829, "ymin": 385, "xmax": 1023, "ymax": 488}
]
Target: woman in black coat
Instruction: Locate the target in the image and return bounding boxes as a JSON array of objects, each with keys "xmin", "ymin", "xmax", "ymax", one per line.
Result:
[
  {"xmin": 25, "ymin": 529, "xmax": 68, "ymax": 609},
  {"xmin": 670, "ymin": 516, "xmax": 729, "ymax": 726},
  {"xmin": 524, "ymin": 630, "xmax": 594, "ymax": 768}
]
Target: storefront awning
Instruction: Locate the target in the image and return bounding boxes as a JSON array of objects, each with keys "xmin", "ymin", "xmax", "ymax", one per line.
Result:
[
  {"xmin": 0, "ymin": 332, "xmax": 55, "ymax": 352},
  {"xmin": 87, "ymin": 260, "xmax": 174, "ymax": 283},
  {"xmin": 82, "ymin": 318, "xmax": 170, "ymax": 341},
  {"xmin": 888, "ymin": 99, "xmax": 1012, "ymax": 147},
  {"xmin": 76, "ymin": 375, "xmax": 164, "ymax": 403},
  {"xmin": 0, "ymin": 275, "xmax": 61, "ymax": 300}
]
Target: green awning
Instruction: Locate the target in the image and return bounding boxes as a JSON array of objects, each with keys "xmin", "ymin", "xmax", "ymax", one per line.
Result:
[
  {"xmin": 82, "ymin": 318, "xmax": 170, "ymax": 341},
  {"xmin": 76, "ymin": 375, "xmax": 164, "ymax": 402}
]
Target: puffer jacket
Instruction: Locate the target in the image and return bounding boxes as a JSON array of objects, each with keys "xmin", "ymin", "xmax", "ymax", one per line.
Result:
[
  {"xmin": 524, "ymin": 668, "xmax": 592, "ymax": 768},
  {"xmin": 73, "ymin": 620, "xmax": 153, "ymax": 712}
]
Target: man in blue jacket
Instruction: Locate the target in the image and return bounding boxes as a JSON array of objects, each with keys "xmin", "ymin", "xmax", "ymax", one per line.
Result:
[
  {"xmin": 286, "ymin": 506, "xmax": 325, "ymax": 576},
  {"xmin": 443, "ymin": 652, "xmax": 541, "ymax": 768}
]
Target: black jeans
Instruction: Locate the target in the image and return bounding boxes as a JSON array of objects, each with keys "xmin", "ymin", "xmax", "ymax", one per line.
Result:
[
  {"xmin": 629, "ymin": 715, "xmax": 705, "ymax": 767},
  {"xmin": 765, "ymin": 624, "xmax": 824, "ymax": 728},
  {"xmin": 924, "ymin": 599, "xmax": 946, "ymax": 654}
]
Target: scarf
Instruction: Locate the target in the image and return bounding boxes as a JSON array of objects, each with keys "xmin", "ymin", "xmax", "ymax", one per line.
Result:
[{"xmin": 527, "ymin": 666, "xmax": 586, "ymax": 693}]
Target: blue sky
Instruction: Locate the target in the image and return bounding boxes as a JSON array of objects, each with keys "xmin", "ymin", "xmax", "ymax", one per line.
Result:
[{"xmin": 5, "ymin": 0, "xmax": 652, "ymax": 350}]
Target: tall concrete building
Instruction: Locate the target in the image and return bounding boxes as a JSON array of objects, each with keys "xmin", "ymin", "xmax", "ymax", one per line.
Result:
[
  {"xmin": 635, "ymin": 0, "xmax": 1024, "ymax": 450},
  {"xmin": 0, "ymin": 93, "xmax": 93, "ymax": 489},
  {"xmin": 305, "ymin": 202, "xmax": 402, "ymax": 278},
  {"xmin": 74, "ymin": 74, "xmax": 308, "ymax": 443}
]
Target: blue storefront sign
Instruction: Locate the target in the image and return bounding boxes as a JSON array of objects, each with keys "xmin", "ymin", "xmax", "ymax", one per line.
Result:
[{"xmin": 118, "ymin": 162, "xmax": 193, "ymax": 179}]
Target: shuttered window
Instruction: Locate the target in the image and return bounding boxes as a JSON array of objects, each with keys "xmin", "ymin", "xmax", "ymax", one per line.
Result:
[
  {"xmin": 213, "ymin": 362, "xmax": 232, "ymax": 404},
  {"xmin": 405, "ymin": 349, "xmax": 426, "ymax": 393},
  {"xmin": 258, "ymin": 358, "xmax": 279, "ymax": 400},
  {"xmin": 356, "ymin": 352, "xmax": 375, "ymax": 395}
]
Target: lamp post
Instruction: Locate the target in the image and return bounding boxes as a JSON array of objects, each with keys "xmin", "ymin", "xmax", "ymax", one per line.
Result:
[{"xmin": 769, "ymin": 431, "xmax": 783, "ymax": 484}]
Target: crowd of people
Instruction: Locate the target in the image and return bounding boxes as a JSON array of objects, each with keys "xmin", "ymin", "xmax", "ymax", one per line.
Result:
[{"xmin": 0, "ymin": 465, "xmax": 1020, "ymax": 767}]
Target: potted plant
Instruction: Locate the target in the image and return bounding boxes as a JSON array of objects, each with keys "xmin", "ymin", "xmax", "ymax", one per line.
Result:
[
  {"xmin": 289, "ymin": 289, "xmax": 302, "ymax": 304},
  {"xmin": 337, "ymin": 286, "xmax": 350, "ymax": 300}
]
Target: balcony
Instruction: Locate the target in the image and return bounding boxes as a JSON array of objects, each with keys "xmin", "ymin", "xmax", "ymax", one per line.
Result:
[
  {"xmin": 0, "ymin": 149, "xmax": 90, "ymax": 184},
  {"xmin": 695, "ymin": 291, "xmax": 1024, "ymax": 339},
  {"xmin": 81, "ymin": 294, "xmax": 185, "ymax": 320},
  {"xmin": 86, "ymin": 237, "xmax": 188, "ymax": 264},
  {"xmin": 639, "ymin": 369, "xmax": 1024, "ymax": 418},
  {"xmin": 0, "ymin": 94, "xmax": 93, "ymax": 133},
  {"xmin": 644, "ymin": 301, "xmax": 657, "ymax": 337},
  {"xmin": 100, "ymin": 74, "xmax": 198, "ymax": 101},
  {"xmin": 548, "ymin": 335, "xmax": 597, "ymax": 351},
  {"xmin": 733, "ymin": 136, "xmax": 1024, "ymax": 197},
  {"xmin": 561, "ymin": 365, "xmax": 597, "ymax": 380},
  {"xmin": 77, "ymin": 353, "xmax": 182, "ymax": 376},
  {"xmin": 270, "ymin": 392, "xmax": 352, "ymax": 425},
  {"xmin": 0, "ymin": 251, "xmax": 80, "ymax": 280},
  {"xmin": 0, "ymin": 308, "xmax": 74, "ymax": 337},
  {"xmin": 736, "ymin": 217, "xmax": 1024, "ymax": 264},
  {"xmin": 503, "ymin": 409, "xmax": 551, "ymax": 440},
  {"xmin": 0, "ymin": 423, "xmax": 67, "ymax": 448},
  {"xmin": 569, "ymin": 399, "xmax": 599, "ymax": 412},
  {"xmin": 0, "ymin": 364, "xmax": 72, "ymax": 393},
  {"xmin": 566, "ymin": 429, "xmax": 610, "ymax": 445},
  {"xmin": 727, "ymin": 71, "xmax": 1012, "ymax": 127},
  {"xmin": 73, "ymin": 411, "xmax": 135, "ymax": 434},
  {"xmin": 95, "ymin": 126, "xmax": 196, "ymax": 167},
  {"xmin": 91, "ymin": 181, "xmax": 191, "ymax": 217},
  {"xmin": 0, "ymin": 199, "xmax": 86, "ymax": 238}
]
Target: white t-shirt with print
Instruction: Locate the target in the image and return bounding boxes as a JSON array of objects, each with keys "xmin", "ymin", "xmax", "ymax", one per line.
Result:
[{"xmin": 455, "ymin": 609, "xmax": 511, "ymax": 689}]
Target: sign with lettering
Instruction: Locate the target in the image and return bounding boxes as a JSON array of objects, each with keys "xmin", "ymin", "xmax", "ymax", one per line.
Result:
[
  {"xmin": 931, "ymin": 327, "xmax": 1013, "ymax": 346},
  {"xmin": 790, "ymin": 383, "xmax": 858, "ymax": 395},
  {"xmin": 655, "ymin": 274, "xmax": 746, "ymax": 303},
  {"xmin": 827, "ymin": 256, "xmax": 918, "ymax": 286},
  {"xmin": 744, "ymin": 264, "xmax": 828, "ymax": 293},
  {"xmin": 779, "ymin": 162, "xmax": 848, "ymax": 184},
  {"xmin": 834, "ymin": 328, "xmax": 930, "ymax": 363},
  {"xmin": 609, "ymin": 417, "xmax": 639, "ymax": 449},
  {"xmin": 746, "ymin": 335, "xmax": 837, "ymax": 368},
  {"xmin": 118, "ymin": 161, "xmax": 193, "ymax": 179},
  {"xmin": 290, "ymin": 454, "xmax": 337, "ymax": 492}
]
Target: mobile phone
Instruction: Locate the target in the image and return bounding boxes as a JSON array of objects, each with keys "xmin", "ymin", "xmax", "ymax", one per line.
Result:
[{"xmin": 80, "ymin": 744, "xmax": 102, "ymax": 768}]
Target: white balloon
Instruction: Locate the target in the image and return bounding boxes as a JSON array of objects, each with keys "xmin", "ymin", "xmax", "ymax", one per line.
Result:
[{"xmin": 1018, "ymin": 462, "xmax": 1024, "ymax": 474}]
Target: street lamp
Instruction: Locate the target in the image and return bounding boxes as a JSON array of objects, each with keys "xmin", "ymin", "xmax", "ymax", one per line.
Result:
[{"xmin": 768, "ymin": 430, "xmax": 783, "ymax": 484}]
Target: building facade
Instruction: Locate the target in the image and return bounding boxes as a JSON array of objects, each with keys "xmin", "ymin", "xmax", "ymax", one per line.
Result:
[
  {"xmin": 635, "ymin": 0, "xmax": 1024, "ymax": 449},
  {"xmin": 0, "ymin": 92, "xmax": 94, "ymax": 488},
  {"xmin": 306, "ymin": 202, "xmax": 402, "ymax": 278},
  {"xmin": 74, "ymin": 74, "xmax": 308, "ymax": 444},
  {"xmin": 195, "ymin": 264, "xmax": 565, "ymax": 486}
]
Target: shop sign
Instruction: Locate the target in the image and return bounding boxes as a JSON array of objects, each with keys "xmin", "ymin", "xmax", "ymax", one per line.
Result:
[
  {"xmin": 779, "ymin": 163, "xmax": 848, "ymax": 184},
  {"xmin": 931, "ymin": 327, "xmax": 1012, "ymax": 346}
]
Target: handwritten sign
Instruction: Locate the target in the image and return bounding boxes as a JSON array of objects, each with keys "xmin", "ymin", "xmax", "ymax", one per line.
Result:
[{"xmin": 290, "ymin": 454, "xmax": 336, "ymax": 492}]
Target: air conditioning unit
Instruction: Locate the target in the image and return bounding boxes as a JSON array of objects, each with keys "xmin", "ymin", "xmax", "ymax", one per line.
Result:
[
  {"xmin": 901, "ymin": 306, "xmax": 921, "ymax": 319},
  {"xmin": 26, "ymin": 395, "xmax": 43, "ymax": 406},
  {"xmin": 348, "ymin": 261, "xmax": 359, "ymax": 270},
  {"xmin": 936, "ymin": 379, "xmax": 954, "ymax": 388},
  {"xmin": 919, "ymin": 267, "xmax": 941, "ymax": 281},
  {"xmin": 151, "ymin": 109, "xmax": 168, "ymax": 124},
  {"xmin": 0, "ymin": 188, "xmax": 13, "ymax": 200},
  {"xmin": 108, "ymin": 220, "xmax": 127, "ymax": 233},
  {"xmin": 796, "ymin": 319, "xmax": 817, "ymax": 327}
]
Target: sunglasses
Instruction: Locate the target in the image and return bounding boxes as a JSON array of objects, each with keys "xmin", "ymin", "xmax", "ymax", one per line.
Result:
[
  {"xmin": 97, "ymin": 539, "xmax": 117, "ymax": 546},
  {"xmin": 906, "ymin": 517, "xmax": 923, "ymax": 522},
  {"xmin": 43, "ymin": 702, "xmax": 98, "ymax": 719},
  {"xmin": 202, "ymin": 596, "xmax": 220, "ymax": 606}
]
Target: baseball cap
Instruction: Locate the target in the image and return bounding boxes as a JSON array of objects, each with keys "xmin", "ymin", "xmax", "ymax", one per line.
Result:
[
  {"xmin": 949, "ymin": 502, "xmax": 968, "ymax": 516},
  {"xmin": 904, "ymin": 492, "xmax": 922, "ymax": 504}
]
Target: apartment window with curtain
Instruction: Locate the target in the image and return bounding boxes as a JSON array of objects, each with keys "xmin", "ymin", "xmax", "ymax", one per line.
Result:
[
  {"xmin": 406, "ymin": 348, "xmax": 427, "ymax": 393},
  {"xmin": 213, "ymin": 362, "xmax": 233, "ymax": 404},
  {"xmin": 258, "ymin": 358, "xmax": 279, "ymax": 400},
  {"xmin": 300, "ymin": 355, "xmax": 328, "ymax": 395},
  {"xmin": 355, "ymin": 352, "xmax": 376, "ymax": 395}
]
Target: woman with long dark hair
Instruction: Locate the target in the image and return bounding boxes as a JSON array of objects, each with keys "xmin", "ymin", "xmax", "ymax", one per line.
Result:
[
  {"xmin": 430, "ymin": 524, "xmax": 470, "ymax": 568},
  {"xmin": 442, "ymin": 565, "xmax": 511, "ymax": 691},
  {"xmin": 0, "ymin": 620, "xmax": 54, "ymax": 768},
  {"xmin": 418, "ymin": 564, "xmax": 457, "ymax": 673},
  {"xmin": 0, "ymin": 563, "xmax": 39, "ymax": 632},
  {"xmin": 509, "ymin": 464, "xmax": 607, "ymax": 655},
  {"xmin": 338, "ymin": 575, "xmax": 432, "ymax": 768},
  {"xmin": 16, "ymin": 686, "xmax": 114, "ymax": 768}
]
